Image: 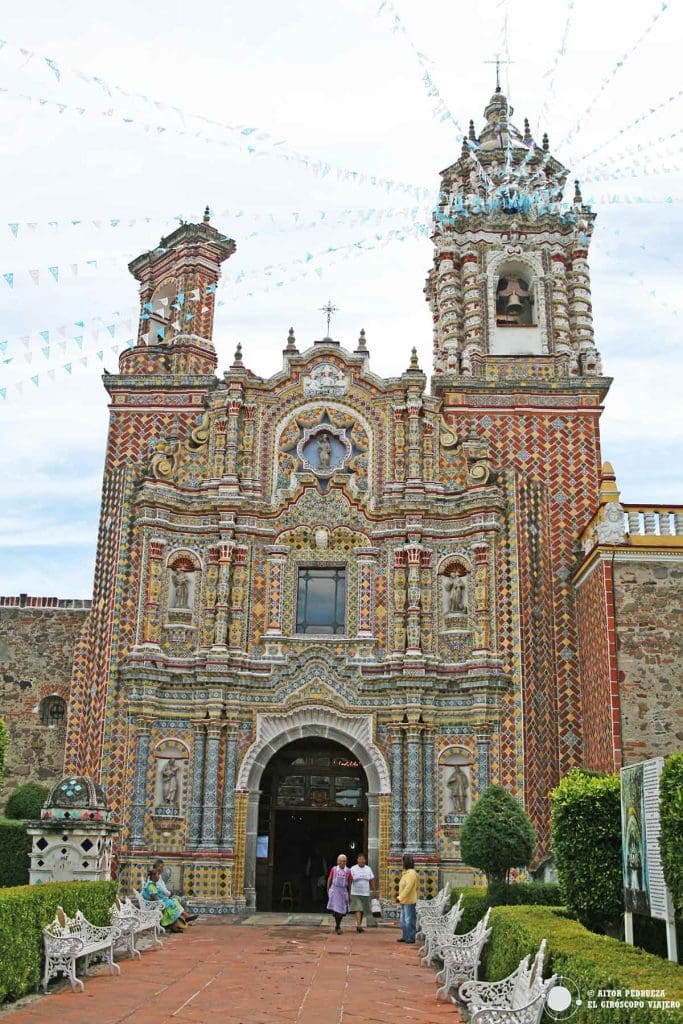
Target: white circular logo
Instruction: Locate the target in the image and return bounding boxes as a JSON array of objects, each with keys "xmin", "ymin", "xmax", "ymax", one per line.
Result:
[{"xmin": 544, "ymin": 975, "xmax": 582, "ymax": 1021}]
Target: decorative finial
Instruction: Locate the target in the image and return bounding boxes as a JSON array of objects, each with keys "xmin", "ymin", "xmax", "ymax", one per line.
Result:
[
  {"xmin": 461, "ymin": 136, "xmax": 469, "ymax": 158},
  {"xmin": 573, "ymin": 180, "xmax": 583, "ymax": 205},
  {"xmin": 285, "ymin": 326, "xmax": 297, "ymax": 352},
  {"xmin": 319, "ymin": 300, "xmax": 338, "ymax": 337},
  {"xmin": 523, "ymin": 118, "xmax": 531, "ymax": 143},
  {"xmin": 232, "ymin": 341, "xmax": 243, "ymax": 366},
  {"xmin": 409, "ymin": 346, "xmax": 420, "ymax": 370},
  {"xmin": 203, "ymin": 205, "xmax": 211, "ymax": 223},
  {"xmin": 542, "ymin": 132, "xmax": 549, "ymax": 153},
  {"xmin": 468, "ymin": 119, "xmax": 476, "ymax": 140},
  {"xmin": 356, "ymin": 328, "xmax": 368, "ymax": 353}
]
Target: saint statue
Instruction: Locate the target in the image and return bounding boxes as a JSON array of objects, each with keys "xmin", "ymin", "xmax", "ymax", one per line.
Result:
[
  {"xmin": 317, "ymin": 433, "xmax": 332, "ymax": 471},
  {"xmin": 446, "ymin": 766, "xmax": 469, "ymax": 814},
  {"xmin": 161, "ymin": 758, "xmax": 180, "ymax": 806},
  {"xmin": 171, "ymin": 569, "xmax": 190, "ymax": 609},
  {"xmin": 443, "ymin": 574, "xmax": 467, "ymax": 614}
]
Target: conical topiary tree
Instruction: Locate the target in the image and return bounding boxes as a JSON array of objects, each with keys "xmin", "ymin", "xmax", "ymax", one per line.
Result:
[{"xmin": 460, "ymin": 784, "xmax": 536, "ymax": 885}]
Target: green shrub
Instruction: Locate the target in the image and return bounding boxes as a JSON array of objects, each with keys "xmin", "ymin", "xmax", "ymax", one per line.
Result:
[
  {"xmin": 460, "ymin": 785, "xmax": 536, "ymax": 884},
  {"xmin": 482, "ymin": 905, "xmax": 683, "ymax": 1024},
  {"xmin": 551, "ymin": 768, "xmax": 622, "ymax": 931},
  {"xmin": 0, "ymin": 718, "xmax": 8, "ymax": 792},
  {"xmin": 4, "ymin": 782, "xmax": 49, "ymax": 821},
  {"xmin": 660, "ymin": 753, "xmax": 683, "ymax": 914},
  {"xmin": 452, "ymin": 882, "xmax": 564, "ymax": 933},
  {"xmin": 0, "ymin": 819, "xmax": 31, "ymax": 887},
  {"xmin": 0, "ymin": 880, "xmax": 118, "ymax": 1002}
]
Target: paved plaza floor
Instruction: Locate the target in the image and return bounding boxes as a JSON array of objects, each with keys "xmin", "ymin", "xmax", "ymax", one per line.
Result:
[{"xmin": 2, "ymin": 916, "xmax": 462, "ymax": 1024}]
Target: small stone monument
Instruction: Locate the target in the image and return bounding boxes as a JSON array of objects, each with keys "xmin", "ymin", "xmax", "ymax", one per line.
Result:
[{"xmin": 26, "ymin": 775, "xmax": 119, "ymax": 885}]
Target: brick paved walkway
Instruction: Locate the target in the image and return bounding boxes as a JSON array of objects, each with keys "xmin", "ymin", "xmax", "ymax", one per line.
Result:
[{"xmin": 3, "ymin": 918, "xmax": 462, "ymax": 1024}]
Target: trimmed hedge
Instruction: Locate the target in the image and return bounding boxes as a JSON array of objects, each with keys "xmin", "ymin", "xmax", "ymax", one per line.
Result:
[
  {"xmin": 551, "ymin": 768, "xmax": 623, "ymax": 931},
  {"xmin": 452, "ymin": 882, "xmax": 564, "ymax": 933},
  {"xmin": 482, "ymin": 905, "xmax": 683, "ymax": 1024},
  {"xmin": 0, "ymin": 819, "xmax": 31, "ymax": 887},
  {"xmin": 4, "ymin": 782, "xmax": 49, "ymax": 821},
  {"xmin": 660, "ymin": 753, "xmax": 683, "ymax": 914},
  {"xmin": 0, "ymin": 880, "xmax": 118, "ymax": 1002}
]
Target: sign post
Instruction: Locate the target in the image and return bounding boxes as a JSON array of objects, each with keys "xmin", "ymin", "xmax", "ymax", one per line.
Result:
[{"xmin": 620, "ymin": 757, "xmax": 678, "ymax": 962}]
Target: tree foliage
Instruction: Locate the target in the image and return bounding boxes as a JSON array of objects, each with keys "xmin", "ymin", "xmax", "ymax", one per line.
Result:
[
  {"xmin": 0, "ymin": 718, "xmax": 8, "ymax": 794},
  {"xmin": 460, "ymin": 784, "xmax": 536, "ymax": 884},
  {"xmin": 659, "ymin": 752, "xmax": 683, "ymax": 913},
  {"xmin": 550, "ymin": 768, "xmax": 622, "ymax": 931},
  {"xmin": 4, "ymin": 783, "xmax": 49, "ymax": 822}
]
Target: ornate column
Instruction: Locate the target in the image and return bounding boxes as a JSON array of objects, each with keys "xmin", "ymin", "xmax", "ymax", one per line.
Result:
[
  {"xmin": 220, "ymin": 728, "xmax": 238, "ymax": 848},
  {"xmin": 435, "ymin": 251, "xmax": 462, "ymax": 373},
  {"xmin": 569, "ymin": 246, "xmax": 596, "ymax": 369},
  {"xmin": 366, "ymin": 792, "xmax": 380, "ymax": 882},
  {"xmin": 188, "ymin": 725, "xmax": 206, "ymax": 846},
  {"xmin": 392, "ymin": 550, "xmax": 407, "ymax": 655},
  {"xmin": 405, "ymin": 725, "xmax": 422, "ymax": 852},
  {"xmin": 460, "ymin": 251, "xmax": 484, "ymax": 374},
  {"xmin": 244, "ymin": 789, "xmax": 261, "ymax": 910},
  {"xmin": 140, "ymin": 538, "xmax": 166, "ymax": 646},
  {"xmin": 265, "ymin": 546, "xmax": 288, "ymax": 636},
  {"xmin": 224, "ymin": 390, "xmax": 243, "ymax": 486},
  {"xmin": 129, "ymin": 723, "xmax": 151, "ymax": 849},
  {"xmin": 200, "ymin": 724, "xmax": 222, "ymax": 848},
  {"xmin": 199, "ymin": 546, "xmax": 220, "ymax": 649},
  {"xmin": 422, "ymin": 729, "xmax": 436, "ymax": 853},
  {"xmin": 405, "ymin": 391, "xmax": 423, "ymax": 487},
  {"xmin": 471, "ymin": 543, "xmax": 491, "ymax": 655},
  {"xmin": 389, "ymin": 726, "xmax": 404, "ymax": 852},
  {"xmin": 550, "ymin": 253, "xmax": 572, "ymax": 366},
  {"xmin": 239, "ymin": 404, "xmax": 257, "ymax": 485},
  {"xmin": 404, "ymin": 544, "xmax": 423, "ymax": 657},
  {"xmin": 212, "ymin": 542, "xmax": 234, "ymax": 650},
  {"xmin": 211, "ymin": 418, "xmax": 227, "ymax": 478},
  {"xmin": 356, "ymin": 549, "xmax": 378, "ymax": 639},
  {"xmin": 475, "ymin": 736, "xmax": 491, "ymax": 794},
  {"xmin": 228, "ymin": 545, "xmax": 249, "ymax": 651},
  {"xmin": 392, "ymin": 406, "xmax": 406, "ymax": 483},
  {"xmin": 419, "ymin": 549, "xmax": 433, "ymax": 654}
]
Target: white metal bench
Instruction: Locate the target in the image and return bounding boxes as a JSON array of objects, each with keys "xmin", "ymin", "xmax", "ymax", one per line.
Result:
[
  {"xmin": 416, "ymin": 885, "xmax": 450, "ymax": 923},
  {"xmin": 470, "ymin": 980, "xmax": 558, "ymax": 1024},
  {"xmin": 459, "ymin": 939, "xmax": 548, "ymax": 1013},
  {"xmin": 112, "ymin": 895, "xmax": 164, "ymax": 958},
  {"xmin": 417, "ymin": 891, "xmax": 459, "ymax": 940},
  {"xmin": 42, "ymin": 905, "xmax": 120, "ymax": 993},
  {"xmin": 433, "ymin": 910, "xmax": 492, "ymax": 1001},
  {"xmin": 419, "ymin": 899, "xmax": 465, "ymax": 966},
  {"xmin": 133, "ymin": 888, "xmax": 168, "ymax": 939}
]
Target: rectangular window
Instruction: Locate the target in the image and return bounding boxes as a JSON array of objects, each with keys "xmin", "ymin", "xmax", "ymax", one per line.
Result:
[{"xmin": 296, "ymin": 567, "xmax": 346, "ymax": 635}]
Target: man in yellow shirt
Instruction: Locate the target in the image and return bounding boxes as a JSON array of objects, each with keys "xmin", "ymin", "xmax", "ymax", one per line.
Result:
[{"xmin": 396, "ymin": 853, "xmax": 419, "ymax": 943}]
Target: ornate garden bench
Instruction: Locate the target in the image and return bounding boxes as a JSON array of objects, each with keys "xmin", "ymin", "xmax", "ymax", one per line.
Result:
[
  {"xmin": 416, "ymin": 890, "xmax": 459, "ymax": 940},
  {"xmin": 419, "ymin": 898, "xmax": 465, "ymax": 966},
  {"xmin": 433, "ymin": 909, "xmax": 492, "ymax": 1001},
  {"xmin": 42, "ymin": 906, "xmax": 120, "ymax": 993},
  {"xmin": 112, "ymin": 895, "xmax": 164, "ymax": 958},
  {"xmin": 469, "ymin": 982, "xmax": 558, "ymax": 1024},
  {"xmin": 132, "ymin": 888, "xmax": 166, "ymax": 942},
  {"xmin": 459, "ymin": 939, "xmax": 548, "ymax": 1013}
]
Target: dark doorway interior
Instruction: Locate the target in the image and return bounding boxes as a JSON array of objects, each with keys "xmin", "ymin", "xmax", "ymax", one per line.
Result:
[{"xmin": 255, "ymin": 738, "xmax": 368, "ymax": 912}]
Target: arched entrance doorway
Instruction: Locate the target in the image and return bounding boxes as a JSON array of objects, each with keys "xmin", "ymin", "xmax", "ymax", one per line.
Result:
[{"xmin": 256, "ymin": 738, "xmax": 368, "ymax": 911}]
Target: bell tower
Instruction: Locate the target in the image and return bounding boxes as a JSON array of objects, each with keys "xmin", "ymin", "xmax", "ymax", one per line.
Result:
[
  {"xmin": 426, "ymin": 87, "xmax": 601, "ymax": 379},
  {"xmin": 428, "ymin": 87, "xmax": 612, "ymax": 843}
]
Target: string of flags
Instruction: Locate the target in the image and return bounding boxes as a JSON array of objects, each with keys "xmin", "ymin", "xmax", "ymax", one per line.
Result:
[
  {"xmin": 536, "ymin": 0, "xmax": 576, "ymax": 135},
  {"xmin": 573, "ymin": 87, "xmax": 683, "ymax": 167},
  {"xmin": 0, "ymin": 44, "xmax": 432, "ymax": 202},
  {"xmin": 560, "ymin": 0, "xmax": 671, "ymax": 150}
]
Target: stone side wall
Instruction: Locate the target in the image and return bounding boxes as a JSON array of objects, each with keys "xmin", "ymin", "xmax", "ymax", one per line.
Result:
[
  {"xmin": 0, "ymin": 597, "xmax": 90, "ymax": 806},
  {"xmin": 613, "ymin": 557, "xmax": 683, "ymax": 763}
]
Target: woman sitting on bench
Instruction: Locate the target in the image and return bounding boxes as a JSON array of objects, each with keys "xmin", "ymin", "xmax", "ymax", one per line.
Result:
[{"xmin": 143, "ymin": 865, "xmax": 194, "ymax": 933}]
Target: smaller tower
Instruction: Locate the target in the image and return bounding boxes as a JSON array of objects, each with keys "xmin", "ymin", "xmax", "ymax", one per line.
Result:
[{"xmin": 123, "ymin": 209, "xmax": 236, "ymax": 375}]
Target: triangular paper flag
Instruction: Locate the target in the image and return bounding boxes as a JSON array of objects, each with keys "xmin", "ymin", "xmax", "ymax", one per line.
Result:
[
  {"xmin": 42, "ymin": 346, "xmax": 50, "ymax": 359},
  {"xmin": 47, "ymin": 369, "xmax": 55, "ymax": 381},
  {"xmin": 0, "ymin": 388, "xmax": 6, "ymax": 399},
  {"xmin": 39, "ymin": 330, "xmax": 49, "ymax": 343},
  {"xmin": 106, "ymin": 324, "xmax": 116, "ymax": 336},
  {"xmin": 64, "ymin": 362, "xmax": 72, "ymax": 373},
  {"xmin": 3, "ymin": 272, "xmax": 13, "ymax": 288},
  {"xmin": 48, "ymin": 266, "xmax": 59, "ymax": 282},
  {"xmin": 29, "ymin": 269, "xmax": 39, "ymax": 285},
  {"xmin": 70, "ymin": 264, "xmax": 78, "ymax": 276},
  {"xmin": 8, "ymin": 223, "xmax": 18, "ymax": 237},
  {"xmin": 31, "ymin": 374, "xmax": 39, "ymax": 386}
]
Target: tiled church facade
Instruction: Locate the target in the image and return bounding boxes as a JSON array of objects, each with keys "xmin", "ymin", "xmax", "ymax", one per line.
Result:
[{"xmin": 2, "ymin": 88, "xmax": 681, "ymax": 906}]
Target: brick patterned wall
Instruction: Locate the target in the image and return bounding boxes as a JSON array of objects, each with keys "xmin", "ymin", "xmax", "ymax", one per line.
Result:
[
  {"xmin": 575, "ymin": 558, "xmax": 620, "ymax": 772},
  {"xmin": 0, "ymin": 600, "xmax": 89, "ymax": 804},
  {"xmin": 613, "ymin": 557, "xmax": 683, "ymax": 763}
]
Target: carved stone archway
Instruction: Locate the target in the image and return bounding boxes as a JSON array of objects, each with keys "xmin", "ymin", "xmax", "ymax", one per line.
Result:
[{"xmin": 237, "ymin": 705, "xmax": 390, "ymax": 909}]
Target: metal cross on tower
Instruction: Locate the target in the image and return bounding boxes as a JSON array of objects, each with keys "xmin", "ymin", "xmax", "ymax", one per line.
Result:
[
  {"xmin": 319, "ymin": 300, "xmax": 339, "ymax": 336},
  {"xmin": 483, "ymin": 55, "xmax": 514, "ymax": 93}
]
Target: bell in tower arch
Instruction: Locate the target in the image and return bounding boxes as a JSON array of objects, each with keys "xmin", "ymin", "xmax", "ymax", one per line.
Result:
[{"xmin": 496, "ymin": 274, "xmax": 532, "ymax": 326}]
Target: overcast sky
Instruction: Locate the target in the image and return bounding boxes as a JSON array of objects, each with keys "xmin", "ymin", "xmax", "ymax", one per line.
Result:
[{"xmin": 1, "ymin": 0, "xmax": 681, "ymax": 597}]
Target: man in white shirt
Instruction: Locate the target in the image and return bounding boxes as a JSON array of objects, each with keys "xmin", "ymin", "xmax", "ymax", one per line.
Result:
[{"xmin": 349, "ymin": 853, "xmax": 376, "ymax": 933}]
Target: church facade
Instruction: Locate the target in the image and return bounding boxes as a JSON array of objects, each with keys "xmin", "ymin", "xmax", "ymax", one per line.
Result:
[{"xmin": 62, "ymin": 88, "xmax": 615, "ymax": 911}]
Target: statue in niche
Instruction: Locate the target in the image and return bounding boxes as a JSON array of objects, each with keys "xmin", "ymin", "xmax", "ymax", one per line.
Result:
[
  {"xmin": 443, "ymin": 573, "xmax": 467, "ymax": 614},
  {"xmin": 171, "ymin": 568, "xmax": 190, "ymax": 609},
  {"xmin": 161, "ymin": 758, "xmax": 180, "ymax": 807},
  {"xmin": 446, "ymin": 766, "xmax": 469, "ymax": 814},
  {"xmin": 317, "ymin": 432, "xmax": 332, "ymax": 471}
]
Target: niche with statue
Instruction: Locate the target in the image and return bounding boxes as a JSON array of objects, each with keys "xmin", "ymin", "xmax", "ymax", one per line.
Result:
[
  {"xmin": 153, "ymin": 738, "xmax": 189, "ymax": 829},
  {"xmin": 164, "ymin": 551, "xmax": 200, "ymax": 655},
  {"xmin": 439, "ymin": 748, "xmax": 473, "ymax": 827},
  {"xmin": 440, "ymin": 564, "xmax": 469, "ymax": 627}
]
